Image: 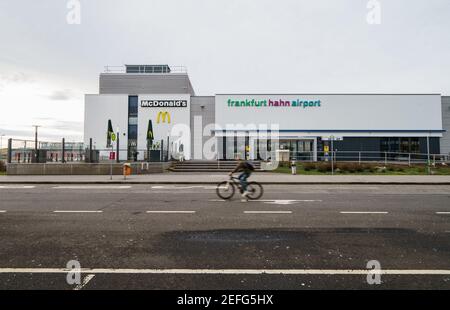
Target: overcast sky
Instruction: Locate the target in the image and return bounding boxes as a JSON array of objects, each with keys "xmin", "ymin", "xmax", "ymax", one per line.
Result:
[{"xmin": 0, "ymin": 0, "xmax": 449, "ymax": 145}]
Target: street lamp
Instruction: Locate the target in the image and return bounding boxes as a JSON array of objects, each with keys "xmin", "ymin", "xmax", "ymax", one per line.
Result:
[
  {"xmin": 32, "ymin": 125, "xmax": 41, "ymax": 163},
  {"xmin": 167, "ymin": 131, "xmax": 170, "ymax": 162}
]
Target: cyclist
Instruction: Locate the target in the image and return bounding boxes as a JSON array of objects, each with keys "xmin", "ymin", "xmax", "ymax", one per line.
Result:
[{"xmin": 229, "ymin": 156, "xmax": 255, "ymax": 200}]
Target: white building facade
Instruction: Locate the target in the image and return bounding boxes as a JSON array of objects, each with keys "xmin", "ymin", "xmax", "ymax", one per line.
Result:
[{"xmin": 84, "ymin": 65, "xmax": 448, "ymax": 161}]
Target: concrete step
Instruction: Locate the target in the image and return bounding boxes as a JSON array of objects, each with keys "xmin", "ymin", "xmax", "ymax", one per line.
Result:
[{"xmin": 169, "ymin": 160, "xmax": 262, "ymax": 172}]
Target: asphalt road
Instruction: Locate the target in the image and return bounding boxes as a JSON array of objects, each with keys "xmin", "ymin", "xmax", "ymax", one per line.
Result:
[{"xmin": 0, "ymin": 184, "xmax": 449, "ymax": 289}]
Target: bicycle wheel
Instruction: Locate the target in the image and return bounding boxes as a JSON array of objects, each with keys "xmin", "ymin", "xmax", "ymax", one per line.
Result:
[
  {"xmin": 246, "ymin": 182, "xmax": 264, "ymax": 200},
  {"xmin": 216, "ymin": 181, "xmax": 235, "ymax": 200}
]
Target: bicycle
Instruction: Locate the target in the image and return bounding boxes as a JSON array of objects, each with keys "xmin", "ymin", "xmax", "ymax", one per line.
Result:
[{"xmin": 216, "ymin": 175, "xmax": 264, "ymax": 200}]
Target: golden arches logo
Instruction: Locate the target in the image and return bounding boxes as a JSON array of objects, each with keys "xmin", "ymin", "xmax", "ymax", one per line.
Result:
[{"xmin": 156, "ymin": 111, "xmax": 171, "ymax": 124}]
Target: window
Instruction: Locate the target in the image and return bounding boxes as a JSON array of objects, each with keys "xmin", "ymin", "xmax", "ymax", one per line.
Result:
[
  {"xmin": 400, "ymin": 138, "xmax": 420, "ymax": 153},
  {"xmin": 128, "ymin": 96, "xmax": 138, "ymax": 117},
  {"xmin": 410, "ymin": 138, "xmax": 420, "ymax": 153},
  {"xmin": 128, "ymin": 96, "xmax": 139, "ymax": 160},
  {"xmin": 126, "ymin": 66, "xmax": 140, "ymax": 73},
  {"xmin": 128, "ymin": 125, "xmax": 137, "ymax": 140}
]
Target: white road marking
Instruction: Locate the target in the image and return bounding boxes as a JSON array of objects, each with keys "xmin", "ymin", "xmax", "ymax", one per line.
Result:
[
  {"xmin": 0, "ymin": 268, "xmax": 449, "ymax": 275},
  {"xmin": 436, "ymin": 212, "xmax": 450, "ymax": 215},
  {"xmin": 244, "ymin": 211, "xmax": 292, "ymax": 214},
  {"xmin": 146, "ymin": 211, "xmax": 196, "ymax": 214},
  {"xmin": 0, "ymin": 186, "xmax": 35, "ymax": 189},
  {"xmin": 53, "ymin": 186, "xmax": 131, "ymax": 189},
  {"xmin": 258, "ymin": 199, "xmax": 322, "ymax": 205},
  {"xmin": 209, "ymin": 199, "xmax": 321, "ymax": 204},
  {"xmin": 152, "ymin": 186, "xmax": 216, "ymax": 189},
  {"xmin": 0, "ymin": 211, "xmax": 6, "ymax": 213},
  {"xmin": 53, "ymin": 210, "xmax": 103, "ymax": 213},
  {"xmin": 73, "ymin": 274, "xmax": 95, "ymax": 290},
  {"xmin": 340, "ymin": 211, "xmax": 388, "ymax": 214}
]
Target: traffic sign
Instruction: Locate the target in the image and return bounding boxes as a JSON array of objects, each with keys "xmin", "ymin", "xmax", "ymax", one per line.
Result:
[{"xmin": 109, "ymin": 152, "xmax": 116, "ymax": 160}]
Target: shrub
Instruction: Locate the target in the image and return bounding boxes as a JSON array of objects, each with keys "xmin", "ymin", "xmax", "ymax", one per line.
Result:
[
  {"xmin": 361, "ymin": 164, "xmax": 377, "ymax": 173},
  {"xmin": 376, "ymin": 166, "xmax": 387, "ymax": 173},
  {"xmin": 355, "ymin": 164, "xmax": 364, "ymax": 172},
  {"xmin": 360, "ymin": 164, "xmax": 371, "ymax": 171},
  {"xmin": 337, "ymin": 163, "xmax": 358, "ymax": 173},
  {"xmin": 0, "ymin": 161, "xmax": 5, "ymax": 172},
  {"xmin": 303, "ymin": 163, "xmax": 316, "ymax": 171},
  {"xmin": 386, "ymin": 164, "xmax": 406, "ymax": 172},
  {"xmin": 278, "ymin": 162, "xmax": 288, "ymax": 168},
  {"xmin": 317, "ymin": 163, "xmax": 332, "ymax": 172},
  {"xmin": 336, "ymin": 163, "xmax": 348, "ymax": 172},
  {"xmin": 346, "ymin": 163, "xmax": 359, "ymax": 173}
]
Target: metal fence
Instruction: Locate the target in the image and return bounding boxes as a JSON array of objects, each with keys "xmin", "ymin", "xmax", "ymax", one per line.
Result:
[
  {"xmin": 7, "ymin": 139, "xmax": 86, "ymax": 163},
  {"xmin": 6, "ymin": 138, "xmax": 172, "ymax": 164},
  {"xmin": 5, "ymin": 137, "xmax": 450, "ymax": 166},
  {"xmin": 290, "ymin": 150, "xmax": 450, "ymax": 166}
]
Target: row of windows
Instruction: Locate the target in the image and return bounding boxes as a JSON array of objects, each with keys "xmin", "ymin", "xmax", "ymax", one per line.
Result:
[
  {"xmin": 128, "ymin": 96, "xmax": 138, "ymax": 117},
  {"xmin": 126, "ymin": 65, "xmax": 171, "ymax": 74},
  {"xmin": 381, "ymin": 137, "xmax": 420, "ymax": 153},
  {"xmin": 128, "ymin": 96, "xmax": 138, "ymax": 159}
]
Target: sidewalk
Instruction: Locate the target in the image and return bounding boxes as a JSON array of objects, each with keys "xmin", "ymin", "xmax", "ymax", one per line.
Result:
[{"xmin": 1, "ymin": 173, "xmax": 450, "ymax": 184}]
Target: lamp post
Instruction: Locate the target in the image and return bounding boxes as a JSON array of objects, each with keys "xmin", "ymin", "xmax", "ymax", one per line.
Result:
[
  {"xmin": 116, "ymin": 127, "xmax": 120, "ymax": 163},
  {"xmin": 427, "ymin": 133, "xmax": 430, "ymax": 175},
  {"xmin": 32, "ymin": 125, "xmax": 41, "ymax": 163},
  {"xmin": 167, "ymin": 131, "xmax": 170, "ymax": 162}
]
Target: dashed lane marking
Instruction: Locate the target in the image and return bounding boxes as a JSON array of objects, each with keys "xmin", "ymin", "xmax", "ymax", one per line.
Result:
[
  {"xmin": 258, "ymin": 199, "xmax": 322, "ymax": 205},
  {"xmin": 146, "ymin": 211, "xmax": 196, "ymax": 214},
  {"xmin": 340, "ymin": 211, "xmax": 388, "ymax": 214},
  {"xmin": 53, "ymin": 210, "xmax": 103, "ymax": 213},
  {"xmin": 209, "ymin": 199, "xmax": 322, "ymax": 204},
  {"xmin": 152, "ymin": 186, "xmax": 216, "ymax": 189},
  {"xmin": 0, "ymin": 186, "xmax": 36, "ymax": 189},
  {"xmin": 0, "ymin": 268, "xmax": 449, "ymax": 275},
  {"xmin": 244, "ymin": 211, "xmax": 293, "ymax": 214},
  {"xmin": 436, "ymin": 212, "xmax": 450, "ymax": 215},
  {"xmin": 53, "ymin": 186, "xmax": 131, "ymax": 189}
]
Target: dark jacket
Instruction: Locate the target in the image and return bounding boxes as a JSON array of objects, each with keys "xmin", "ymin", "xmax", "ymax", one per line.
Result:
[{"xmin": 232, "ymin": 161, "xmax": 253, "ymax": 174}]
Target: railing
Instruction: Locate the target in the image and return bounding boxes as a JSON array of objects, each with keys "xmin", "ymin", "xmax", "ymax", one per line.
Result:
[
  {"xmin": 289, "ymin": 150, "xmax": 450, "ymax": 166},
  {"xmin": 5, "ymin": 137, "xmax": 450, "ymax": 166},
  {"xmin": 103, "ymin": 65, "xmax": 188, "ymax": 74},
  {"xmin": 6, "ymin": 137, "xmax": 172, "ymax": 164}
]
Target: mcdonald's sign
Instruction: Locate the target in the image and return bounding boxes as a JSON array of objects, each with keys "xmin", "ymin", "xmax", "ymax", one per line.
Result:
[{"xmin": 157, "ymin": 111, "xmax": 171, "ymax": 124}]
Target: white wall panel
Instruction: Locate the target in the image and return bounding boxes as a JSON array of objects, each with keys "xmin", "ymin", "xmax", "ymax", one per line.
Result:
[{"xmin": 215, "ymin": 94, "xmax": 443, "ymax": 135}]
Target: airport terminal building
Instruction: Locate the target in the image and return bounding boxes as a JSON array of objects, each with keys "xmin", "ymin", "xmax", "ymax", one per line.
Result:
[{"xmin": 84, "ymin": 65, "xmax": 449, "ymax": 161}]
